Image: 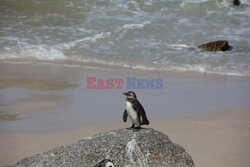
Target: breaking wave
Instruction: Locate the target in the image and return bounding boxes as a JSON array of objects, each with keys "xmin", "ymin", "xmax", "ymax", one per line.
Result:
[{"xmin": 0, "ymin": 0, "xmax": 250, "ymax": 76}]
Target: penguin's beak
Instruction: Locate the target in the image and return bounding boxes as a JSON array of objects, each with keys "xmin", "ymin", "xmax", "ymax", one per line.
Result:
[{"xmin": 123, "ymin": 92, "xmax": 128, "ymax": 96}]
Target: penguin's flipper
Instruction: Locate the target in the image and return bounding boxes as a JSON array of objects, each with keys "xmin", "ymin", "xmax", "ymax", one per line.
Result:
[
  {"xmin": 123, "ymin": 110, "xmax": 128, "ymax": 122},
  {"xmin": 132, "ymin": 105, "xmax": 142, "ymax": 125},
  {"xmin": 137, "ymin": 111, "xmax": 142, "ymax": 125},
  {"xmin": 134, "ymin": 101, "xmax": 149, "ymax": 125}
]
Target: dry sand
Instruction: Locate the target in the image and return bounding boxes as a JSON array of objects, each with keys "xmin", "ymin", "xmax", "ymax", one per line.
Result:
[{"xmin": 0, "ymin": 109, "xmax": 249, "ymax": 167}]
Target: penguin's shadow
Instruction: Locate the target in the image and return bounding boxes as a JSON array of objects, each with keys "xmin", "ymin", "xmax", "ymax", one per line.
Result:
[{"xmin": 126, "ymin": 127, "xmax": 144, "ymax": 131}]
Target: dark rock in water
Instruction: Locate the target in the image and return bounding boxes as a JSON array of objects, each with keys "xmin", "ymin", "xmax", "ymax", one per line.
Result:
[
  {"xmin": 198, "ymin": 40, "xmax": 232, "ymax": 52},
  {"xmin": 11, "ymin": 128, "xmax": 194, "ymax": 167},
  {"xmin": 233, "ymin": 0, "xmax": 241, "ymax": 6}
]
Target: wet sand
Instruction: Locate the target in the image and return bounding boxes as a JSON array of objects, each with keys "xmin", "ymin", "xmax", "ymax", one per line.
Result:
[{"xmin": 0, "ymin": 62, "xmax": 250, "ymax": 166}]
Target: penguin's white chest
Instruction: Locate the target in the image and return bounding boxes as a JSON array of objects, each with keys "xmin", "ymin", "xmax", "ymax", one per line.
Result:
[{"xmin": 126, "ymin": 101, "xmax": 139, "ymax": 125}]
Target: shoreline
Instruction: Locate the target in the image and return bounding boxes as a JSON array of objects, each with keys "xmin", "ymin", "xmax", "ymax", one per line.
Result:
[{"xmin": 1, "ymin": 59, "xmax": 250, "ymax": 77}]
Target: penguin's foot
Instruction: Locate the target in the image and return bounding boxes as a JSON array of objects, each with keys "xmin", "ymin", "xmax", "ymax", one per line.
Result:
[
  {"xmin": 127, "ymin": 125, "xmax": 142, "ymax": 130},
  {"xmin": 126, "ymin": 124, "xmax": 135, "ymax": 129},
  {"xmin": 134, "ymin": 126, "xmax": 142, "ymax": 129}
]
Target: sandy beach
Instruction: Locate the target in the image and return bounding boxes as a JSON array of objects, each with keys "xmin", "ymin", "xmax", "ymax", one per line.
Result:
[
  {"xmin": 0, "ymin": 62, "xmax": 250, "ymax": 166},
  {"xmin": 0, "ymin": 109, "xmax": 249, "ymax": 167}
]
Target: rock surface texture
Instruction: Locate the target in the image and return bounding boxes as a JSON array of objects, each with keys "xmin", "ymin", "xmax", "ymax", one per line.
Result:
[
  {"xmin": 198, "ymin": 40, "xmax": 232, "ymax": 52},
  {"xmin": 11, "ymin": 128, "xmax": 194, "ymax": 167}
]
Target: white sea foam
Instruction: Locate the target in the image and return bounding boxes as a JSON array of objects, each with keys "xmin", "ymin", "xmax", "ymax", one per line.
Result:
[
  {"xmin": 181, "ymin": 0, "xmax": 213, "ymax": 5},
  {"xmin": 1, "ymin": 0, "xmax": 249, "ymax": 77},
  {"xmin": 180, "ymin": 0, "xmax": 209, "ymax": 8},
  {"xmin": 177, "ymin": 18, "xmax": 190, "ymax": 25},
  {"xmin": 55, "ymin": 32, "xmax": 111, "ymax": 50},
  {"xmin": 0, "ymin": 45, "xmax": 65, "ymax": 60},
  {"xmin": 168, "ymin": 44, "xmax": 191, "ymax": 50},
  {"xmin": 123, "ymin": 21, "xmax": 150, "ymax": 30},
  {"xmin": 64, "ymin": 56, "xmax": 250, "ymax": 76},
  {"xmin": 1, "ymin": 44, "xmax": 249, "ymax": 76}
]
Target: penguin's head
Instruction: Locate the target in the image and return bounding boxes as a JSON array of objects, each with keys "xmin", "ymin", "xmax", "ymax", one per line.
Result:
[
  {"xmin": 94, "ymin": 159, "xmax": 114, "ymax": 167},
  {"xmin": 123, "ymin": 91, "xmax": 137, "ymax": 99}
]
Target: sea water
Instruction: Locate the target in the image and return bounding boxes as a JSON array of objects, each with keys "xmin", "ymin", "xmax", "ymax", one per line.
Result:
[{"xmin": 1, "ymin": 0, "xmax": 250, "ymax": 76}]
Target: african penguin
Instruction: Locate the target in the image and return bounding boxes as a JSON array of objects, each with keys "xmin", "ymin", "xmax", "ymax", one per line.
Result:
[
  {"xmin": 94, "ymin": 159, "xmax": 114, "ymax": 167},
  {"xmin": 123, "ymin": 91, "xmax": 149, "ymax": 129}
]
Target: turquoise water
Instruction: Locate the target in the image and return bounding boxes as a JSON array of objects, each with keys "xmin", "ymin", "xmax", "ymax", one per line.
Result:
[{"xmin": 0, "ymin": 0, "xmax": 250, "ymax": 76}]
